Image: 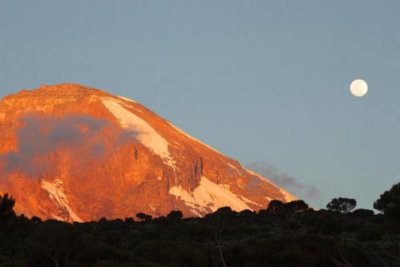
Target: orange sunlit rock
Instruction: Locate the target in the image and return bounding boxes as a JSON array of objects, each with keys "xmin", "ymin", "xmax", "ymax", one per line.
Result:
[{"xmin": 0, "ymin": 84, "xmax": 295, "ymax": 222}]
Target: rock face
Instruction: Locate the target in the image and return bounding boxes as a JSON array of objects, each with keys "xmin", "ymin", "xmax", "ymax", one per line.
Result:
[{"xmin": 0, "ymin": 84, "xmax": 295, "ymax": 222}]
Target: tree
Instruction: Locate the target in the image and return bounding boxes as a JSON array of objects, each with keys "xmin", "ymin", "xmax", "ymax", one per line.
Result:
[
  {"xmin": 266, "ymin": 200, "xmax": 309, "ymax": 216},
  {"xmin": 326, "ymin": 197, "xmax": 356, "ymax": 213},
  {"xmin": 351, "ymin": 209, "xmax": 374, "ymax": 218},
  {"xmin": 266, "ymin": 200, "xmax": 284, "ymax": 214},
  {"xmin": 0, "ymin": 193, "xmax": 16, "ymax": 220},
  {"xmin": 284, "ymin": 200, "xmax": 310, "ymax": 214},
  {"xmin": 207, "ymin": 207, "xmax": 232, "ymax": 267},
  {"xmin": 28, "ymin": 222, "xmax": 79, "ymax": 267},
  {"xmin": 136, "ymin": 212, "xmax": 152, "ymax": 222},
  {"xmin": 374, "ymin": 182, "xmax": 400, "ymax": 218},
  {"xmin": 167, "ymin": 210, "xmax": 183, "ymax": 221}
]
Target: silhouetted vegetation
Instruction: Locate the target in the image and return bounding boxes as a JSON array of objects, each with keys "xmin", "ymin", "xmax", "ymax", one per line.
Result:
[
  {"xmin": 0, "ymin": 183, "xmax": 400, "ymax": 266},
  {"xmin": 0, "ymin": 193, "xmax": 16, "ymax": 221},
  {"xmin": 374, "ymin": 182, "xmax": 400, "ymax": 219},
  {"xmin": 326, "ymin": 197, "xmax": 357, "ymax": 213},
  {"xmin": 136, "ymin": 212, "xmax": 152, "ymax": 222}
]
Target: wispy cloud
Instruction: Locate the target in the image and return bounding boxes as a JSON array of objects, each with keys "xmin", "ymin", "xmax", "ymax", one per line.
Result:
[
  {"xmin": 246, "ymin": 162, "xmax": 319, "ymax": 200},
  {"xmin": 0, "ymin": 114, "xmax": 132, "ymax": 180}
]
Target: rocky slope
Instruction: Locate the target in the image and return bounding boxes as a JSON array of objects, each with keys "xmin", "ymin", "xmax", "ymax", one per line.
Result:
[{"xmin": 0, "ymin": 84, "xmax": 295, "ymax": 221}]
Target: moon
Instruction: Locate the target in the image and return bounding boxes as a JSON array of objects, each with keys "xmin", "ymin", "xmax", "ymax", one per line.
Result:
[{"xmin": 350, "ymin": 79, "xmax": 368, "ymax": 97}]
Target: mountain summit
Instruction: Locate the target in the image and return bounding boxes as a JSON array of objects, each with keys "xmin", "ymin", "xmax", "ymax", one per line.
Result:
[{"xmin": 0, "ymin": 84, "xmax": 295, "ymax": 221}]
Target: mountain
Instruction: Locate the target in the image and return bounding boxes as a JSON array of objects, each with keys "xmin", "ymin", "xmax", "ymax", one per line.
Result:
[{"xmin": 0, "ymin": 84, "xmax": 295, "ymax": 222}]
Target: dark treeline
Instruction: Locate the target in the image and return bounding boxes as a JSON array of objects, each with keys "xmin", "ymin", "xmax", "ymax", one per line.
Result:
[{"xmin": 0, "ymin": 183, "xmax": 400, "ymax": 267}]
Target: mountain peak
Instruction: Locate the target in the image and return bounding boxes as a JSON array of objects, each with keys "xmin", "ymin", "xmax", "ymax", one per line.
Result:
[
  {"xmin": 0, "ymin": 84, "xmax": 295, "ymax": 221},
  {"xmin": 20, "ymin": 83, "xmax": 108, "ymax": 97}
]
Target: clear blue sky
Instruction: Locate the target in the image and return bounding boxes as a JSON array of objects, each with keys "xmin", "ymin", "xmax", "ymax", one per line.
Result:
[{"xmin": 1, "ymin": 1, "xmax": 399, "ymax": 209}]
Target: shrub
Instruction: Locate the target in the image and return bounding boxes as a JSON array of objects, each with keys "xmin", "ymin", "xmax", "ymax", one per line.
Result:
[
  {"xmin": 326, "ymin": 197, "xmax": 357, "ymax": 213},
  {"xmin": 374, "ymin": 183, "xmax": 400, "ymax": 219}
]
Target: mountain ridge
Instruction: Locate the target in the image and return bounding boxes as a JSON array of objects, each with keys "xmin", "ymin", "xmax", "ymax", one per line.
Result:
[{"xmin": 0, "ymin": 83, "xmax": 295, "ymax": 221}]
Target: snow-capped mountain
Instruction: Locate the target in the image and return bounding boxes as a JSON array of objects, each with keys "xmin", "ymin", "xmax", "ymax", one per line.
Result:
[{"xmin": 0, "ymin": 84, "xmax": 295, "ymax": 221}]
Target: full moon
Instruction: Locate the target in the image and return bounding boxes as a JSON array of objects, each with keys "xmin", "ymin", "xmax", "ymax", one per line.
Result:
[{"xmin": 350, "ymin": 79, "xmax": 368, "ymax": 97}]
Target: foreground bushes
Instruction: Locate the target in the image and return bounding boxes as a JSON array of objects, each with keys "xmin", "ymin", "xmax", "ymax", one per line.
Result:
[
  {"xmin": 0, "ymin": 199, "xmax": 399, "ymax": 266},
  {"xmin": 1, "ymin": 182, "xmax": 400, "ymax": 266}
]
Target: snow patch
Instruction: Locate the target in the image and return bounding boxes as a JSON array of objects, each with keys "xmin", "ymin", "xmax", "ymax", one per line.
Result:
[
  {"xmin": 40, "ymin": 179, "xmax": 83, "ymax": 222},
  {"xmin": 102, "ymin": 98, "xmax": 176, "ymax": 168},
  {"xmin": 169, "ymin": 176, "xmax": 252, "ymax": 215},
  {"xmin": 118, "ymin": 96, "xmax": 137, "ymax": 103}
]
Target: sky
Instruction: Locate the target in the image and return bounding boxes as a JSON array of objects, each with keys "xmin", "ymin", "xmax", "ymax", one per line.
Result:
[{"xmin": 1, "ymin": 1, "xmax": 399, "ymax": 209}]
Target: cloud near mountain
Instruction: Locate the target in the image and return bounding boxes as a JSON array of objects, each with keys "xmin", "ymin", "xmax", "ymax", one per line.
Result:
[{"xmin": 246, "ymin": 162, "xmax": 319, "ymax": 201}]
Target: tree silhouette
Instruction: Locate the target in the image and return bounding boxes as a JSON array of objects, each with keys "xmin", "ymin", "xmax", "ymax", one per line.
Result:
[
  {"xmin": 266, "ymin": 200, "xmax": 309, "ymax": 216},
  {"xmin": 166, "ymin": 210, "xmax": 183, "ymax": 221},
  {"xmin": 0, "ymin": 193, "xmax": 16, "ymax": 220},
  {"xmin": 284, "ymin": 200, "xmax": 310, "ymax": 214},
  {"xmin": 28, "ymin": 222, "xmax": 79, "ymax": 267},
  {"xmin": 266, "ymin": 200, "xmax": 284, "ymax": 214},
  {"xmin": 206, "ymin": 207, "xmax": 233, "ymax": 267},
  {"xmin": 326, "ymin": 197, "xmax": 356, "ymax": 213},
  {"xmin": 0, "ymin": 192, "xmax": 399, "ymax": 266},
  {"xmin": 136, "ymin": 212, "xmax": 152, "ymax": 222},
  {"xmin": 374, "ymin": 182, "xmax": 400, "ymax": 218}
]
